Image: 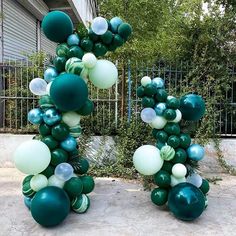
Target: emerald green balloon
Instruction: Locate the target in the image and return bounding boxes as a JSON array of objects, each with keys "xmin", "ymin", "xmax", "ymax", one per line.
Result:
[
  {"xmin": 93, "ymin": 43, "xmax": 108, "ymax": 57},
  {"xmin": 68, "ymin": 46, "xmax": 84, "ymax": 59},
  {"xmin": 118, "ymin": 23, "xmax": 132, "ymax": 39},
  {"xmin": 51, "ymin": 148, "xmax": 68, "ymax": 166},
  {"xmin": 68, "ymin": 149, "xmax": 79, "ymax": 158},
  {"xmin": 56, "ymin": 43, "xmax": 69, "ymax": 57},
  {"xmin": 101, "ymin": 30, "xmax": 113, "ymax": 44},
  {"xmin": 200, "ymin": 179, "xmax": 210, "ymax": 194},
  {"xmin": 80, "ymin": 38, "xmax": 93, "ymax": 52},
  {"xmin": 163, "ymin": 109, "xmax": 176, "ymax": 121},
  {"xmin": 142, "ymin": 97, "xmax": 155, "ymax": 108},
  {"xmin": 64, "ymin": 177, "xmax": 83, "ymax": 198},
  {"xmin": 71, "ymin": 194, "xmax": 90, "ymax": 213},
  {"xmin": 69, "ymin": 157, "xmax": 90, "ymax": 174},
  {"xmin": 88, "ymin": 28, "xmax": 99, "ymax": 42},
  {"xmin": 50, "ymin": 73, "xmax": 88, "ymax": 111},
  {"xmin": 172, "ymin": 148, "xmax": 187, "ymax": 164},
  {"xmin": 144, "ymin": 84, "xmax": 156, "ymax": 96},
  {"xmin": 156, "ymin": 141, "xmax": 165, "ymax": 150},
  {"xmin": 31, "ymin": 186, "xmax": 70, "ymax": 227},
  {"xmin": 137, "ymin": 86, "xmax": 145, "ymax": 98},
  {"xmin": 76, "ymin": 99, "xmax": 94, "ymax": 116},
  {"xmin": 112, "ymin": 34, "xmax": 124, "ymax": 47},
  {"xmin": 179, "ymin": 133, "xmax": 191, "ymax": 149},
  {"xmin": 166, "ymin": 97, "xmax": 180, "ymax": 109},
  {"xmin": 42, "ymin": 11, "xmax": 73, "ymax": 43},
  {"xmin": 155, "ymin": 89, "xmax": 168, "ymax": 102},
  {"xmin": 39, "ymin": 95, "xmax": 54, "ymax": 109},
  {"xmin": 107, "ymin": 43, "xmax": 117, "ymax": 52},
  {"xmin": 51, "ymin": 123, "xmax": 70, "ymax": 141},
  {"xmin": 41, "ymin": 165, "xmax": 55, "ymax": 178},
  {"xmin": 81, "ymin": 176, "xmax": 95, "ymax": 194},
  {"xmin": 151, "ymin": 188, "xmax": 168, "ymax": 206},
  {"xmin": 164, "ymin": 123, "xmax": 180, "ymax": 135},
  {"xmin": 39, "ymin": 123, "xmax": 51, "ymax": 136},
  {"xmin": 154, "ymin": 170, "xmax": 171, "ymax": 188},
  {"xmin": 168, "ymin": 183, "xmax": 205, "ymax": 221},
  {"xmin": 161, "ymin": 161, "xmax": 174, "ymax": 174},
  {"xmin": 156, "ymin": 130, "xmax": 168, "ymax": 142},
  {"xmin": 53, "ymin": 56, "xmax": 67, "ymax": 72},
  {"xmin": 167, "ymin": 135, "xmax": 180, "ymax": 148},
  {"xmin": 42, "ymin": 135, "xmax": 59, "ymax": 150}
]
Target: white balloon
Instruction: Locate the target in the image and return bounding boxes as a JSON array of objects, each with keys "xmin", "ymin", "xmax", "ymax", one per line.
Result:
[
  {"xmin": 172, "ymin": 109, "xmax": 182, "ymax": 123},
  {"xmin": 62, "ymin": 111, "xmax": 81, "ymax": 127},
  {"xmin": 141, "ymin": 76, "xmax": 151, "ymax": 87},
  {"xmin": 82, "ymin": 53, "xmax": 97, "ymax": 69},
  {"xmin": 172, "ymin": 163, "xmax": 187, "ymax": 178},
  {"xmin": 29, "ymin": 78, "xmax": 48, "ymax": 96},
  {"xmin": 150, "ymin": 116, "xmax": 167, "ymax": 129},
  {"xmin": 48, "ymin": 175, "xmax": 65, "ymax": 188},
  {"xmin": 170, "ymin": 175, "xmax": 186, "ymax": 187},
  {"xmin": 30, "ymin": 174, "xmax": 48, "ymax": 191},
  {"xmin": 91, "ymin": 17, "xmax": 108, "ymax": 35},
  {"xmin": 141, "ymin": 108, "xmax": 156, "ymax": 123},
  {"xmin": 46, "ymin": 81, "xmax": 52, "ymax": 95},
  {"xmin": 186, "ymin": 173, "xmax": 203, "ymax": 188},
  {"xmin": 133, "ymin": 145, "xmax": 163, "ymax": 175}
]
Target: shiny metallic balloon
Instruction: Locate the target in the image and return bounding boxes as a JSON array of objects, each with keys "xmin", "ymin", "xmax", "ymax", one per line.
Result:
[
  {"xmin": 154, "ymin": 103, "xmax": 166, "ymax": 116},
  {"xmin": 43, "ymin": 108, "xmax": 62, "ymax": 126},
  {"xmin": 152, "ymin": 77, "xmax": 165, "ymax": 88},
  {"xmin": 55, "ymin": 163, "xmax": 74, "ymax": 181},
  {"xmin": 110, "ymin": 17, "xmax": 123, "ymax": 33},
  {"xmin": 187, "ymin": 144, "xmax": 205, "ymax": 161},
  {"xmin": 44, "ymin": 67, "xmax": 58, "ymax": 83},
  {"xmin": 67, "ymin": 34, "xmax": 80, "ymax": 46},
  {"xmin": 28, "ymin": 108, "xmax": 43, "ymax": 124},
  {"xmin": 60, "ymin": 135, "xmax": 77, "ymax": 152}
]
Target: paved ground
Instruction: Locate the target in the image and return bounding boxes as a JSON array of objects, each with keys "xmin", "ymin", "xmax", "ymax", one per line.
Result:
[{"xmin": 0, "ymin": 168, "xmax": 236, "ymax": 236}]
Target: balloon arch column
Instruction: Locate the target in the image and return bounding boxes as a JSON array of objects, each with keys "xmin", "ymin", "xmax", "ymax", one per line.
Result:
[
  {"xmin": 133, "ymin": 76, "xmax": 210, "ymax": 221},
  {"xmin": 14, "ymin": 11, "xmax": 132, "ymax": 227}
]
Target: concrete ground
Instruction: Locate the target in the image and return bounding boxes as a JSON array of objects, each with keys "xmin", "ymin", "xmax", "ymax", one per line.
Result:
[{"xmin": 1, "ymin": 168, "xmax": 236, "ymax": 236}]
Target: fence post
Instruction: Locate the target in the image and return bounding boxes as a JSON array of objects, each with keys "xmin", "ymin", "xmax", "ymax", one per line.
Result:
[
  {"xmin": 127, "ymin": 60, "xmax": 132, "ymax": 123},
  {"xmin": 121, "ymin": 61, "xmax": 126, "ymax": 119}
]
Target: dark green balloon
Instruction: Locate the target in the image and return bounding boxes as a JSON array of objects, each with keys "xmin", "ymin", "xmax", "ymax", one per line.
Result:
[
  {"xmin": 156, "ymin": 130, "xmax": 168, "ymax": 143},
  {"xmin": 163, "ymin": 109, "xmax": 176, "ymax": 121},
  {"xmin": 22, "ymin": 181, "xmax": 35, "ymax": 198},
  {"xmin": 88, "ymin": 28, "xmax": 99, "ymax": 42},
  {"xmin": 161, "ymin": 161, "xmax": 174, "ymax": 174},
  {"xmin": 39, "ymin": 123, "xmax": 51, "ymax": 136},
  {"xmin": 101, "ymin": 30, "xmax": 113, "ymax": 44},
  {"xmin": 22, "ymin": 175, "xmax": 33, "ymax": 186},
  {"xmin": 51, "ymin": 148, "xmax": 68, "ymax": 166},
  {"xmin": 107, "ymin": 43, "xmax": 117, "ymax": 52},
  {"xmin": 142, "ymin": 96, "xmax": 155, "ymax": 108},
  {"xmin": 69, "ymin": 157, "xmax": 90, "ymax": 174},
  {"xmin": 118, "ymin": 23, "xmax": 132, "ymax": 39},
  {"xmin": 50, "ymin": 73, "xmax": 88, "ymax": 111},
  {"xmin": 31, "ymin": 186, "xmax": 70, "ymax": 227},
  {"xmin": 172, "ymin": 148, "xmax": 187, "ymax": 164},
  {"xmin": 76, "ymin": 99, "xmax": 94, "ymax": 116},
  {"xmin": 51, "ymin": 123, "xmax": 70, "ymax": 141},
  {"xmin": 164, "ymin": 123, "xmax": 180, "ymax": 135},
  {"xmin": 40, "ymin": 165, "xmax": 55, "ymax": 178},
  {"xmin": 137, "ymin": 86, "xmax": 145, "ymax": 98},
  {"xmin": 112, "ymin": 34, "xmax": 124, "ymax": 47},
  {"xmin": 144, "ymin": 84, "xmax": 156, "ymax": 96},
  {"xmin": 156, "ymin": 141, "xmax": 165, "ymax": 150},
  {"xmin": 155, "ymin": 89, "xmax": 168, "ymax": 102},
  {"xmin": 179, "ymin": 133, "xmax": 191, "ymax": 149},
  {"xmin": 152, "ymin": 129, "xmax": 158, "ymax": 138},
  {"xmin": 42, "ymin": 11, "xmax": 73, "ymax": 43},
  {"xmin": 154, "ymin": 170, "xmax": 171, "ymax": 188},
  {"xmin": 81, "ymin": 176, "xmax": 95, "ymax": 194},
  {"xmin": 42, "ymin": 135, "xmax": 59, "ymax": 150},
  {"xmin": 68, "ymin": 149, "xmax": 79, "ymax": 159},
  {"xmin": 167, "ymin": 135, "xmax": 180, "ymax": 148},
  {"xmin": 151, "ymin": 188, "xmax": 168, "ymax": 206},
  {"xmin": 64, "ymin": 177, "xmax": 83, "ymax": 198},
  {"xmin": 93, "ymin": 43, "xmax": 108, "ymax": 57},
  {"xmin": 168, "ymin": 183, "xmax": 205, "ymax": 221},
  {"xmin": 166, "ymin": 97, "xmax": 180, "ymax": 109},
  {"xmin": 53, "ymin": 56, "xmax": 67, "ymax": 72},
  {"xmin": 39, "ymin": 95, "xmax": 54, "ymax": 109},
  {"xmin": 80, "ymin": 38, "xmax": 93, "ymax": 52},
  {"xmin": 68, "ymin": 46, "xmax": 84, "ymax": 59},
  {"xmin": 200, "ymin": 179, "xmax": 210, "ymax": 194},
  {"xmin": 179, "ymin": 94, "xmax": 205, "ymax": 121}
]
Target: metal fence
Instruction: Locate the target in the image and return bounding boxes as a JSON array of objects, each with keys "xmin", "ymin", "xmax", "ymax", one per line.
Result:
[{"xmin": 0, "ymin": 58, "xmax": 236, "ymax": 136}]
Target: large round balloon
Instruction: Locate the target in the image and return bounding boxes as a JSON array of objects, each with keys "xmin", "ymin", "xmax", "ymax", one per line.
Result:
[
  {"xmin": 168, "ymin": 183, "xmax": 205, "ymax": 221},
  {"xmin": 14, "ymin": 140, "xmax": 51, "ymax": 175},
  {"xmin": 179, "ymin": 94, "xmax": 205, "ymax": 121},
  {"xmin": 31, "ymin": 186, "xmax": 70, "ymax": 227},
  {"xmin": 42, "ymin": 11, "xmax": 73, "ymax": 43},
  {"xmin": 88, "ymin": 60, "xmax": 118, "ymax": 89},
  {"xmin": 50, "ymin": 73, "xmax": 88, "ymax": 111},
  {"xmin": 133, "ymin": 145, "xmax": 163, "ymax": 175}
]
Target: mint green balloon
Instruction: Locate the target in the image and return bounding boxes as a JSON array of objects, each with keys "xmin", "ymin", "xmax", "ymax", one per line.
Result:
[
  {"xmin": 14, "ymin": 140, "xmax": 51, "ymax": 175},
  {"xmin": 62, "ymin": 111, "xmax": 81, "ymax": 127},
  {"xmin": 30, "ymin": 174, "xmax": 48, "ymax": 192},
  {"xmin": 88, "ymin": 59, "xmax": 118, "ymax": 89}
]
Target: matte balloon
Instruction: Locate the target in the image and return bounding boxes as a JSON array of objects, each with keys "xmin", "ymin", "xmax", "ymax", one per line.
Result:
[
  {"xmin": 186, "ymin": 173, "xmax": 203, "ymax": 188},
  {"xmin": 152, "ymin": 77, "xmax": 165, "ymax": 88},
  {"xmin": 43, "ymin": 108, "xmax": 62, "ymax": 126},
  {"xmin": 141, "ymin": 76, "xmax": 151, "ymax": 87},
  {"xmin": 200, "ymin": 179, "xmax": 210, "ymax": 194},
  {"xmin": 64, "ymin": 177, "xmax": 83, "ymax": 198},
  {"xmin": 29, "ymin": 78, "xmax": 48, "ymax": 96},
  {"xmin": 154, "ymin": 103, "xmax": 166, "ymax": 116},
  {"xmin": 31, "ymin": 186, "xmax": 70, "ymax": 227},
  {"xmin": 80, "ymin": 175, "xmax": 95, "ymax": 194},
  {"xmin": 67, "ymin": 34, "xmax": 80, "ymax": 46},
  {"xmin": 82, "ymin": 53, "xmax": 97, "ymax": 69},
  {"xmin": 14, "ymin": 140, "xmax": 51, "ymax": 175},
  {"xmin": 100, "ymin": 30, "xmax": 113, "ymax": 44},
  {"xmin": 44, "ymin": 67, "xmax": 58, "ymax": 83},
  {"xmin": 55, "ymin": 163, "xmax": 74, "ymax": 181},
  {"xmin": 172, "ymin": 163, "xmax": 187, "ymax": 178},
  {"xmin": 141, "ymin": 108, "xmax": 156, "ymax": 123},
  {"xmin": 144, "ymin": 83, "xmax": 156, "ymax": 96},
  {"xmin": 60, "ymin": 136, "xmax": 77, "ymax": 152},
  {"xmin": 48, "ymin": 175, "xmax": 65, "ymax": 188},
  {"xmin": 62, "ymin": 111, "xmax": 81, "ymax": 127},
  {"xmin": 150, "ymin": 116, "xmax": 167, "ymax": 129},
  {"xmin": 170, "ymin": 175, "xmax": 186, "ymax": 187},
  {"xmin": 89, "ymin": 60, "xmax": 118, "ymax": 89},
  {"xmin": 168, "ymin": 183, "xmax": 205, "ymax": 221},
  {"xmin": 91, "ymin": 17, "xmax": 108, "ymax": 35},
  {"xmin": 110, "ymin": 17, "xmax": 123, "ymax": 33},
  {"xmin": 27, "ymin": 108, "xmax": 43, "ymax": 124},
  {"xmin": 30, "ymin": 174, "xmax": 48, "ymax": 192},
  {"xmin": 118, "ymin": 23, "xmax": 132, "ymax": 39},
  {"xmin": 187, "ymin": 144, "xmax": 205, "ymax": 161},
  {"xmin": 133, "ymin": 145, "xmax": 163, "ymax": 175}
]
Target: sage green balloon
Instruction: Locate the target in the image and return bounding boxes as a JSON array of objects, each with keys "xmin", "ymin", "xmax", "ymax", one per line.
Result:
[
  {"xmin": 88, "ymin": 59, "xmax": 118, "ymax": 89},
  {"xmin": 14, "ymin": 140, "xmax": 51, "ymax": 175}
]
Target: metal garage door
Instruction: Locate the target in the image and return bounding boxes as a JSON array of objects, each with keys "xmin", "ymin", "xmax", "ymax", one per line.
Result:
[{"xmin": 40, "ymin": 28, "xmax": 56, "ymax": 57}]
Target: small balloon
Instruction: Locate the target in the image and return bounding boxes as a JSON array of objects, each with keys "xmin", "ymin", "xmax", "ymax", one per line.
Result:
[
  {"xmin": 91, "ymin": 17, "xmax": 108, "ymax": 35},
  {"xmin": 140, "ymin": 108, "xmax": 156, "ymax": 123},
  {"xmin": 82, "ymin": 53, "xmax": 97, "ymax": 69},
  {"xmin": 110, "ymin": 17, "xmax": 123, "ymax": 33},
  {"xmin": 27, "ymin": 108, "xmax": 43, "ymax": 124},
  {"xmin": 152, "ymin": 77, "xmax": 164, "ymax": 88},
  {"xmin": 30, "ymin": 174, "xmax": 48, "ymax": 192},
  {"xmin": 141, "ymin": 76, "xmax": 151, "ymax": 87},
  {"xmin": 67, "ymin": 34, "xmax": 80, "ymax": 46},
  {"xmin": 154, "ymin": 103, "xmax": 166, "ymax": 116},
  {"xmin": 43, "ymin": 108, "xmax": 62, "ymax": 126},
  {"xmin": 170, "ymin": 175, "xmax": 186, "ymax": 187},
  {"xmin": 186, "ymin": 173, "xmax": 203, "ymax": 188},
  {"xmin": 44, "ymin": 67, "xmax": 58, "ymax": 83},
  {"xmin": 62, "ymin": 111, "xmax": 81, "ymax": 127},
  {"xmin": 24, "ymin": 197, "xmax": 32, "ymax": 210},
  {"xmin": 55, "ymin": 163, "xmax": 74, "ymax": 181},
  {"xmin": 48, "ymin": 174, "xmax": 65, "ymax": 188},
  {"xmin": 187, "ymin": 144, "xmax": 205, "ymax": 161},
  {"xmin": 150, "ymin": 116, "xmax": 167, "ymax": 129},
  {"xmin": 29, "ymin": 78, "xmax": 48, "ymax": 96},
  {"xmin": 172, "ymin": 109, "xmax": 182, "ymax": 123},
  {"xmin": 172, "ymin": 163, "xmax": 187, "ymax": 178},
  {"xmin": 60, "ymin": 135, "xmax": 77, "ymax": 152}
]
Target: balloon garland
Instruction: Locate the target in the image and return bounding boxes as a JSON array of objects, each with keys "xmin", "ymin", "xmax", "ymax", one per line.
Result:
[
  {"xmin": 14, "ymin": 11, "xmax": 132, "ymax": 227},
  {"xmin": 133, "ymin": 77, "xmax": 210, "ymax": 221}
]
